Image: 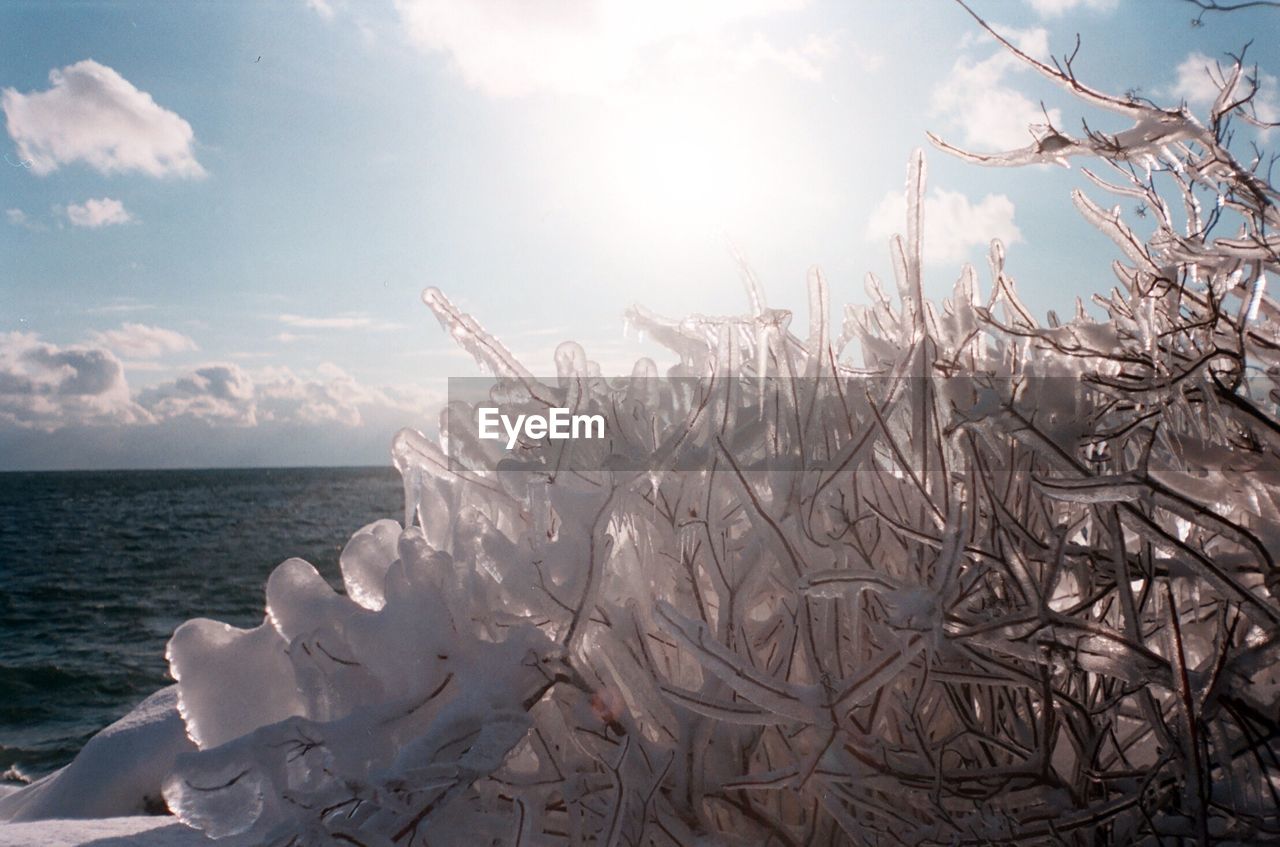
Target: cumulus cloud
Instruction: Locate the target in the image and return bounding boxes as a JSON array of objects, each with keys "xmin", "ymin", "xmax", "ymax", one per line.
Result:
[
  {"xmin": 2, "ymin": 60, "xmax": 205, "ymax": 178},
  {"xmin": 1167, "ymin": 51, "xmax": 1278, "ymax": 134},
  {"xmin": 931, "ymin": 26, "xmax": 1061, "ymax": 150},
  {"xmin": 394, "ymin": 0, "xmax": 821, "ymax": 97},
  {"xmin": 138, "ymin": 364, "xmax": 258, "ymax": 425},
  {"xmin": 0, "ymin": 326, "xmax": 435, "ymax": 444},
  {"xmin": 0, "ymin": 331, "xmax": 441, "ymax": 472},
  {"xmin": 65, "ymin": 197, "xmax": 133, "ymax": 228},
  {"xmin": 257, "ymin": 363, "xmax": 397, "ymax": 426},
  {"xmin": 1024, "ymin": 0, "xmax": 1118, "ymax": 17},
  {"xmin": 89, "ymin": 323, "xmax": 197, "ymax": 359},
  {"xmin": 1168, "ymin": 52, "xmax": 1226, "ymax": 106},
  {"xmin": 866, "ymin": 188, "xmax": 1022, "ymax": 266},
  {"xmin": 0, "ymin": 332, "xmax": 146, "ymax": 429},
  {"xmin": 137, "ymin": 362, "xmax": 431, "ymax": 428}
]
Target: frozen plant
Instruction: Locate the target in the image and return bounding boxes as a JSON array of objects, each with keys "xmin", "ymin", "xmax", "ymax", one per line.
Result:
[{"xmin": 160, "ymin": 8, "xmax": 1280, "ymax": 847}]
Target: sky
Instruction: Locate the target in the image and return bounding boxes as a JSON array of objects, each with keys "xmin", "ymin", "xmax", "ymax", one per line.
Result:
[{"xmin": 1, "ymin": 0, "xmax": 1277, "ymax": 470}]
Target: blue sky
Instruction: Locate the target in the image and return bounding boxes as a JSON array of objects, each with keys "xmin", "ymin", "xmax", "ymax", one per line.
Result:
[{"xmin": 1, "ymin": 0, "xmax": 1276, "ymax": 469}]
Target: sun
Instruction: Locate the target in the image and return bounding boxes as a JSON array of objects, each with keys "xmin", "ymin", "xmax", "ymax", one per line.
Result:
[{"xmin": 591, "ymin": 91, "xmax": 766, "ymax": 233}]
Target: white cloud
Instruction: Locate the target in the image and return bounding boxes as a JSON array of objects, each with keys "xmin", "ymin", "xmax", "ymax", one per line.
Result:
[
  {"xmin": 866, "ymin": 188, "xmax": 1022, "ymax": 266},
  {"xmin": 0, "ymin": 332, "xmax": 146, "ymax": 430},
  {"xmin": 393, "ymin": 0, "xmax": 821, "ymax": 97},
  {"xmin": 137, "ymin": 364, "xmax": 259, "ymax": 425},
  {"xmin": 89, "ymin": 323, "xmax": 197, "ymax": 359},
  {"xmin": 932, "ymin": 26, "xmax": 1061, "ymax": 150},
  {"xmin": 653, "ymin": 30, "xmax": 837, "ymax": 84},
  {"xmin": 137, "ymin": 362, "xmax": 432, "ymax": 428},
  {"xmin": 1169, "ymin": 52, "xmax": 1223, "ymax": 106},
  {"xmin": 303, "ymin": 0, "xmax": 382, "ymax": 46},
  {"xmin": 87, "ymin": 301, "xmax": 155, "ymax": 315},
  {"xmin": 1247, "ymin": 77, "xmax": 1277, "ymax": 135},
  {"xmin": 2, "ymin": 60, "xmax": 205, "ymax": 178},
  {"xmin": 1167, "ymin": 51, "xmax": 1278, "ymax": 135},
  {"xmin": 65, "ymin": 197, "xmax": 133, "ymax": 228},
  {"xmin": 0, "ymin": 333, "xmax": 437, "ymax": 467},
  {"xmin": 1025, "ymin": 0, "xmax": 1118, "ymax": 17},
  {"xmin": 259, "ymin": 363, "xmax": 390, "ymax": 426},
  {"xmin": 278, "ymin": 313, "xmax": 404, "ymax": 331},
  {"xmin": 306, "ymin": 0, "xmax": 336, "ymax": 20},
  {"xmin": 6, "ymin": 207, "xmax": 50, "ymax": 232}
]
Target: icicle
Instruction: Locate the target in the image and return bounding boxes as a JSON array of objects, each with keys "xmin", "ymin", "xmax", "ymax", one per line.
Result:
[
  {"xmin": 731, "ymin": 245, "xmax": 768, "ymax": 318},
  {"xmin": 421, "ymin": 287, "xmax": 537, "ymax": 383},
  {"xmin": 906, "ymin": 149, "xmax": 927, "ymax": 331},
  {"xmin": 1247, "ymin": 274, "xmax": 1267, "ymax": 322},
  {"xmin": 805, "ymin": 266, "xmax": 829, "ymax": 379},
  {"xmin": 1141, "ymin": 296, "xmax": 1155, "ymax": 358},
  {"xmin": 755, "ymin": 319, "xmax": 771, "ymax": 415}
]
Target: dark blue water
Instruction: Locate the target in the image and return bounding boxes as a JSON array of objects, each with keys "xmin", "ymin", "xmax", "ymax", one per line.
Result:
[{"xmin": 0, "ymin": 466, "xmax": 402, "ymax": 781}]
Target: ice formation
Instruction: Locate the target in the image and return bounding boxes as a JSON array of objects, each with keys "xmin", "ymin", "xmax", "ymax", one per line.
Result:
[
  {"xmin": 11, "ymin": 14, "xmax": 1280, "ymax": 844},
  {"xmin": 151, "ymin": 151, "xmax": 1280, "ymax": 847}
]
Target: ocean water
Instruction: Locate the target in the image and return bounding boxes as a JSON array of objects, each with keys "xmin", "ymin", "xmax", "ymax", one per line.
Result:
[{"xmin": 0, "ymin": 466, "xmax": 402, "ymax": 782}]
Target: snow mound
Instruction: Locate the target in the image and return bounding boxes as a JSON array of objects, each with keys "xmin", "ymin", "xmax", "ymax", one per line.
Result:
[{"xmin": 0, "ymin": 686, "xmax": 195, "ymax": 823}]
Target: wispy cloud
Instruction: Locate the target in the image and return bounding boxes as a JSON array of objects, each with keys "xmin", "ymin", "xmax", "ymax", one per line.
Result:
[
  {"xmin": 305, "ymin": 0, "xmax": 336, "ymax": 20},
  {"xmin": 4, "ymin": 208, "xmax": 43, "ymax": 231},
  {"xmin": 652, "ymin": 30, "xmax": 839, "ymax": 85},
  {"xmin": 931, "ymin": 26, "xmax": 1060, "ymax": 150},
  {"xmin": 2, "ymin": 60, "xmax": 205, "ymax": 178},
  {"xmin": 87, "ymin": 301, "xmax": 155, "ymax": 315},
  {"xmin": 65, "ymin": 197, "xmax": 133, "ymax": 228},
  {"xmin": 89, "ymin": 323, "xmax": 198, "ymax": 359},
  {"xmin": 1024, "ymin": 0, "xmax": 1118, "ymax": 18},
  {"xmin": 866, "ymin": 187, "xmax": 1022, "ymax": 266},
  {"xmin": 278, "ymin": 313, "xmax": 404, "ymax": 331}
]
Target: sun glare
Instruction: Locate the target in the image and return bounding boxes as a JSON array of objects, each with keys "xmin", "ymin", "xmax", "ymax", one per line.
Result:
[{"xmin": 593, "ymin": 93, "xmax": 772, "ymax": 233}]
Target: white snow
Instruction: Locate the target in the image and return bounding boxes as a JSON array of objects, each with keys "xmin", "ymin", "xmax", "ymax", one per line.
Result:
[
  {"xmin": 0, "ymin": 686, "xmax": 194, "ymax": 824},
  {"xmin": 0, "ymin": 816, "xmax": 253, "ymax": 846}
]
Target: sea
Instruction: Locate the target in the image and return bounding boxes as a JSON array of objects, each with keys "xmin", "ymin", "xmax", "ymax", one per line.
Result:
[{"xmin": 0, "ymin": 466, "xmax": 403, "ymax": 782}]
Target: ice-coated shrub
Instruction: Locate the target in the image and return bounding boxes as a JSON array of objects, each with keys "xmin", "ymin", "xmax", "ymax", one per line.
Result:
[{"xmin": 161, "ymin": 16, "xmax": 1280, "ymax": 847}]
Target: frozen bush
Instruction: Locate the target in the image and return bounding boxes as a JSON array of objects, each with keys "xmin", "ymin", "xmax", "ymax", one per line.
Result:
[{"xmin": 161, "ymin": 9, "xmax": 1280, "ymax": 845}]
